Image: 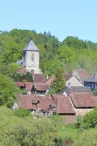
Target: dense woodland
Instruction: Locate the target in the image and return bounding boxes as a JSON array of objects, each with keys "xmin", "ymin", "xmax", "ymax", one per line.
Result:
[{"xmin": 0, "ymin": 29, "xmax": 97, "ymax": 77}]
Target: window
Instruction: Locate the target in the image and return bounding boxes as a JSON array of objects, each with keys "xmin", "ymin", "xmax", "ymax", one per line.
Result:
[{"xmin": 31, "ymin": 53, "xmax": 34, "ymax": 62}]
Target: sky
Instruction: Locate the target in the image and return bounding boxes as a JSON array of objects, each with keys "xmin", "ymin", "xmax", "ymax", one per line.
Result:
[{"xmin": 0, "ymin": 0, "xmax": 97, "ymax": 42}]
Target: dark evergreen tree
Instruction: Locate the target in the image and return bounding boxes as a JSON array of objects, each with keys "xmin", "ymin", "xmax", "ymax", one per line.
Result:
[{"xmin": 50, "ymin": 67, "xmax": 66, "ymax": 94}]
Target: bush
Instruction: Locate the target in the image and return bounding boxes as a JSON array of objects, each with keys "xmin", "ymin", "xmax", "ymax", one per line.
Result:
[
  {"xmin": 73, "ymin": 129, "xmax": 97, "ymax": 146},
  {"xmin": 83, "ymin": 108, "xmax": 97, "ymax": 129},
  {"xmin": 93, "ymin": 89, "xmax": 97, "ymax": 96},
  {"xmin": 54, "ymin": 137, "xmax": 64, "ymax": 146},
  {"xmin": 14, "ymin": 108, "xmax": 30, "ymax": 117}
]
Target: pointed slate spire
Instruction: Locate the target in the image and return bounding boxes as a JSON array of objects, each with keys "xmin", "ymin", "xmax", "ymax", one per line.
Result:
[{"xmin": 23, "ymin": 40, "xmax": 40, "ymax": 52}]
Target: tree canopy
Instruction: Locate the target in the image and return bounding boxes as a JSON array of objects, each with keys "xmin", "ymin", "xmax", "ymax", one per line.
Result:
[
  {"xmin": 0, "ymin": 74, "xmax": 19, "ymax": 107},
  {"xmin": 49, "ymin": 67, "xmax": 66, "ymax": 94}
]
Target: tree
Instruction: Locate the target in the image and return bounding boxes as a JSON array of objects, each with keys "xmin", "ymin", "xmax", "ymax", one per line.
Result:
[
  {"xmin": 50, "ymin": 67, "xmax": 66, "ymax": 94},
  {"xmin": 0, "ymin": 74, "xmax": 19, "ymax": 107},
  {"xmin": 25, "ymin": 72, "xmax": 33, "ymax": 82},
  {"xmin": 83, "ymin": 107, "xmax": 97, "ymax": 128},
  {"xmin": 0, "ymin": 106, "xmax": 58, "ymax": 146}
]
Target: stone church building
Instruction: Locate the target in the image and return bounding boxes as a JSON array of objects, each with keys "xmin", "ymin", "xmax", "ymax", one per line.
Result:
[{"xmin": 17, "ymin": 40, "xmax": 42, "ymax": 74}]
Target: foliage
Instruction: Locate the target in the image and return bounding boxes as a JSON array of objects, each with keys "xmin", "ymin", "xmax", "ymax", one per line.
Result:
[
  {"xmin": 0, "ymin": 106, "xmax": 58, "ymax": 146},
  {"xmin": 73, "ymin": 128, "xmax": 97, "ymax": 146},
  {"xmin": 83, "ymin": 107, "xmax": 97, "ymax": 128},
  {"xmin": 49, "ymin": 67, "xmax": 66, "ymax": 94},
  {"xmin": 54, "ymin": 137, "xmax": 64, "ymax": 146},
  {"xmin": 14, "ymin": 108, "xmax": 30, "ymax": 117},
  {"xmin": 0, "ymin": 29, "xmax": 97, "ymax": 76},
  {"xmin": 25, "ymin": 72, "xmax": 33, "ymax": 82},
  {"xmin": 93, "ymin": 88, "xmax": 97, "ymax": 96},
  {"xmin": 0, "ymin": 74, "xmax": 19, "ymax": 107},
  {"xmin": 13, "ymin": 72, "xmax": 33, "ymax": 82},
  {"xmin": 0, "ymin": 63, "xmax": 19, "ymax": 77}
]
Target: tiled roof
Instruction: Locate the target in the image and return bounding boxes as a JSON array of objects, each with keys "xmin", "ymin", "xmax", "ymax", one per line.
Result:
[
  {"xmin": 66, "ymin": 86, "xmax": 92, "ymax": 93},
  {"xmin": 16, "ymin": 95, "xmax": 56, "ymax": 111},
  {"xmin": 84, "ymin": 73, "xmax": 97, "ymax": 82},
  {"xmin": 33, "ymin": 74, "xmax": 46, "ymax": 83},
  {"xmin": 91, "ymin": 96, "xmax": 97, "ymax": 106},
  {"xmin": 73, "ymin": 69, "xmax": 90, "ymax": 81},
  {"xmin": 56, "ymin": 95, "xmax": 75, "ymax": 114},
  {"xmin": 23, "ymin": 40, "xmax": 39, "ymax": 52},
  {"xmin": 34, "ymin": 83, "xmax": 48, "ymax": 91},
  {"xmin": 64, "ymin": 75, "xmax": 72, "ymax": 80},
  {"xmin": 15, "ymin": 82, "xmax": 25, "ymax": 87},
  {"xmin": 45, "ymin": 74, "xmax": 55, "ymax": 88},
  {"xmin": 16, "ymin": 94, "xmax": 75, "ymax": 114},
  {"xmin": 70, "ymin": 93, "xmax": 95, "ymax": 108},
  {"xmin": 16, "ymin": 67, "xmax": 27, "ymax": 74},
  {"xmin": 25, "ymin": 82, "xmax": 33, "ymax": 90}
]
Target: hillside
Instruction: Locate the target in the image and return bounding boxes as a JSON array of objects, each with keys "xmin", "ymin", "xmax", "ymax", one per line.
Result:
[{"xmin": 0, "ymin": 29, "xmax": 97, "ymax": 77}]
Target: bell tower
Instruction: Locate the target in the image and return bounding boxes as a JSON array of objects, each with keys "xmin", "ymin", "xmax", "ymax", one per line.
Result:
[{"xmin": 23, "ymin": 40, "xmax": 41, "ymax": 74}]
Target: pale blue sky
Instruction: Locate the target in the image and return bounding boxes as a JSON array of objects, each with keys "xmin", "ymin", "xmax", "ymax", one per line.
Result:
[{"xmin": 0, "ymin": 0, "xmax": 97, "ymax": 42}]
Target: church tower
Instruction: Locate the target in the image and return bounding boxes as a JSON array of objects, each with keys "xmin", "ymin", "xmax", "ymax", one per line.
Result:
[{"xmin": 23, "ymin": 40, "xmax": 41, "ymax": 74}]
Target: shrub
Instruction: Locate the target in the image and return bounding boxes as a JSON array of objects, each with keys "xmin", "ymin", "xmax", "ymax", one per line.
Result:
[
  {"xmin": 83, "ymin": 108, "xmax": 97, "ymax": 129},
  {"xmin": 54, "ymin": 137, "xmax": 64, "ymax": 146},
  {"xmin": 14, "ymin": 108, "xmax": 30, "ymax": 117}
]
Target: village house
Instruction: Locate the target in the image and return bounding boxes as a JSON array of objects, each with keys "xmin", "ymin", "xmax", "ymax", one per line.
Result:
[
  {"xmin": 65, "ymin": 75, "xmax": 83, "ymax": 87},
  {"xmin": 72, "ymin": 69, "xmax": 90, "ymax": 84},
  {"xmin": 15, "ymin": 40, "xmax": 97, "ymax": 123},
  {"xmin": 15, "ymin": 86, "xmax": 97, "ymax": 123},
  {"xmin": 84, "ymin": 73, "xmax": 97, "ymax": 90},
  {"xmin": 45, "ymin": 74, "xmax": 84, "ymax": 89},
  {"xmin": 16, "ymin": 94, "xmax": 76, "ymax": 123}
]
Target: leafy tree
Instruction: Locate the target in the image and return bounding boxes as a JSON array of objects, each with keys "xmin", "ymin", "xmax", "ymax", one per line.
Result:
[
  {"xmin": 49, "ymin": 67, "xmax": 66, "ymax": 94},
  {"xmin": 0, "ymin": 106, "xmax": 58, "ymax": 146},
  {"xmin": 0, "ymin": 63, "xmax": 19, "ymax": 77},
  {"xmin": 73, "ymin": 129, "xmax": 97, "ymax": 146},
  {"xmin": 25, "ymin": 72, "xmax": 33, "ymax": 82},
  {"xmin": 0, "ymin": 74, "xmax": 19, "ymax": 107},
  {"xmin": 83, "ymin": 107, "xmax": 97, "ymax": 128}
]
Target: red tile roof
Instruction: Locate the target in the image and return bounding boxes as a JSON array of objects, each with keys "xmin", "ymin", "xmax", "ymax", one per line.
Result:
[
  {"xmin": 70, "ymin": 93, "xmax": 95, "ymax": 108},
  {"xmin": 73, "ymin": 69, "xmax": 90, "ymax": 81},
  {"xmin": 16, "ymin": 67, "xmax": 27, "ymax": 74},
  {"xmin": 56, "ymin": 95, "xmax": 75, "ymax": 114},
  {"xmin": 64, "ymin": 75, "xmax": 72, "ymax": 80},
  {"xmin": 34, "ymin": 83, "xmax": 48, "ymax": 91},
  {"xmin": 16, "ymin": 94, "xmax": 75, "ymax": 114},
  {"xmin": 16, "ymin": 95, "xmax": 56, "ymax": 111},
  {"xmin": 45, "ymin": 74, "xmax": 55, "ymax": 88},
  {"xmin": 25, "ymin": 82, "xmax": 33, "ymax": 90},
  {"xmin": 91, "ymin": 96, "xmax": 97, "ymax": 106},
  {"xmin": 16, "ymin": 82, "xmax": 25, "ymax": 87},
  {"xmin": 33, "ymin": 74, "xmax": 46, "ymax": 83}
]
